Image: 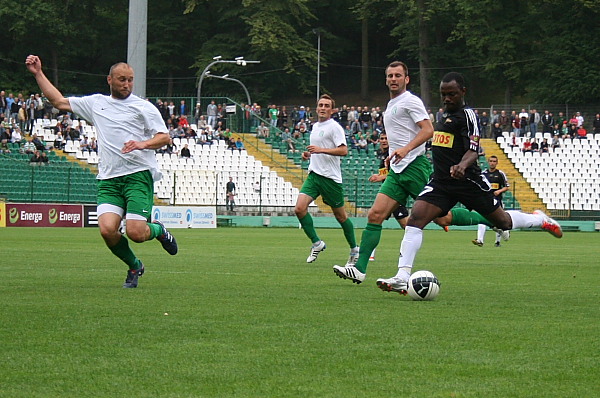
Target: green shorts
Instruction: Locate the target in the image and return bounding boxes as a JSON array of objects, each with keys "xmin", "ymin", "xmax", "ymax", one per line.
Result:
[
  {"xmin": 97, "ymin": 170, "xmax": 154, "ymax": 220},
  {"xmin": 379, "ymin": 155, "xmax": 432, "ymax": 206},
  {"xmin": 300, "ymin": 171, "xmax": 345, "ymax": 208}
]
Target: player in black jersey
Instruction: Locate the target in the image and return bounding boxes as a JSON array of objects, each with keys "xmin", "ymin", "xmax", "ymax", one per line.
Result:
[
  {"xmin": 376, "ymin": 72, "xmax": 563, "ymax": 294},
  {"xmin": 472, "ymin": 155, "xmax": 509, "ymax": 247}
]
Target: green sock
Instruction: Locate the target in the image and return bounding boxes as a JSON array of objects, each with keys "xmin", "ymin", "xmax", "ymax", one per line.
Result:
[
  {"xmin": 339, "ymin": 218, "xmax": 357, "ymax": 248},
  {"xmin": 450, "ymin": 208, "xmax": 493, "ymax": 227},
  {"xmin": 148, "ymin": 222, "xmax": 162, "ymax": 240},
  {"xmin": 108, "ymin": 235, "xmax": 142, "ymax": 270},
  {"xmin": 355, "ymin": 223, "xmax": 382, "ymax": 274},
  {"xmin": 299, "ymin": 213, "xmax": 320, "ymax": 244}
]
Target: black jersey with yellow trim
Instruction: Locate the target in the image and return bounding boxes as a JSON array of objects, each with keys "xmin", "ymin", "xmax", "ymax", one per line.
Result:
[
  {"xmin": 431, "ymin": 107, "xmax": 482, "ymax": 181},
  {"xmin": 482, "ymin": 169, "xmax": 509, "ymax": 200}
]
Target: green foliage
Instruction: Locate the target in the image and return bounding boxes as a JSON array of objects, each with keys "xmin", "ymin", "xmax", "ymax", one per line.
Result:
[
  {"xmin": 0, "ymin": 227, "xmax": 599, "ymax": 396},
  {"xmin": 1, "ymin": 0, "xmax": 599, "ymax": 104}
]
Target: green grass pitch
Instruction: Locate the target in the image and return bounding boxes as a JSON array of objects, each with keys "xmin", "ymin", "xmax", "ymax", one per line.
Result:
[{"xmin": 1, "ymin": 226, "xmax": 599, "ymax": 397}]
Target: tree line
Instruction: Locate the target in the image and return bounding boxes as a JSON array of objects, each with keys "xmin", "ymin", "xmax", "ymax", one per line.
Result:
[{"xmin": 1, "ymin": 0, "xmax": 598, "ymax": 108}]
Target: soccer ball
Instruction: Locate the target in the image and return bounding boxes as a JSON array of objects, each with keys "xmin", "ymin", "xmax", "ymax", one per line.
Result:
[{"xmin": 407, "ymin": 270, "xmax": 441, "ymax": 301}]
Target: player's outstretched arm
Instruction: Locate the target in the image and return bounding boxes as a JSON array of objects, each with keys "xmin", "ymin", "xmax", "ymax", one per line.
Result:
[{"xmin": 25, "ymin": 55, "xmax": 72, "ymax": 113}]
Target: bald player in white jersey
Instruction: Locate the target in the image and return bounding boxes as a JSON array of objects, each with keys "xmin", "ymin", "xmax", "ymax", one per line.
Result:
[{"xmin": 26, "ymin": 55, "xmax": 178, "ymax": 288}]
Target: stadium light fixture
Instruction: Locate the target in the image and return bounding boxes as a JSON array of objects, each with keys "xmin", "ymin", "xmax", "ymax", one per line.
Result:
[{"xmin": 197, "ymin": 56, "xmax": 260, "ymax": 108}]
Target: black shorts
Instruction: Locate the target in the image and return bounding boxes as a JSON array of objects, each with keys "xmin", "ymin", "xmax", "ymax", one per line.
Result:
[{"xmin": 416, "ymin": 176, "xmax": 501, "ymax": 217}]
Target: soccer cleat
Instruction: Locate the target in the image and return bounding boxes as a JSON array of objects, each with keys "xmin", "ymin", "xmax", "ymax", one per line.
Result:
[
  {"xmin": 534, "ymin": 210, "xmax": 563, "ymax": 238},
  {"xmin": 333, "ymin": 264, "xmax": 366, "ymax": 284},
  {"xmin": 306, "ymin": 240, "xmax": 326, "ymax": 263},
  {"xmin": 154, "ymin": 220, "xmax": 178, "ymax": 255},
  {"xmin": 472, "ymin": 239, "xmax": 484, "ymax": 247},
  {"xmin": 123, "ymin": 265, "xmax": 144, "ymax": 288},
  {"xmin": 492, "ymin": 227, "xmax": 510, "ymax": 241},
  {"xmin": 443, "ymin": 226, "xmax": 449, "ymax": 232},
  {"xmin": 494, "ymin": 242, "xmax": 501, "ymax": 247},
  {"xmin": 345, "ymin": 247, "xmax": 360, "ymax": 267},
  {"xmin": 376, "ymin": 276, "xmax": 408, "ymax": 295}
]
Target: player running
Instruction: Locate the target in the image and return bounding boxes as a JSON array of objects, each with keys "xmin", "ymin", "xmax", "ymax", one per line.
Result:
[{"xmin": 376, "ymin": 72, "xmax": 562, "ymax": 294}]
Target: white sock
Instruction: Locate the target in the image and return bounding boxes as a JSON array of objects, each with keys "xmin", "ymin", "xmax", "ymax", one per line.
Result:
[
  {"xmin": 507, "ymin": 210, "xmax": 544, "ymax": 229},
  {"xmin": 397, "ymin": 226, "xmax": 423, "ymax": 274},
  {"xmin": 495, "ymin": 231, "xmax": 501, "ymax": 243},
  {"xmin": 477, "ymin": 224, "xmax": 486, "ymax": 242}
]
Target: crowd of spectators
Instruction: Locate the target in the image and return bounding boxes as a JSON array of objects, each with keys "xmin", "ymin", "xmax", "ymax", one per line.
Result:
[{"xmin": 3, "ymin": 89, "xmax": 600, "ymax": 164}]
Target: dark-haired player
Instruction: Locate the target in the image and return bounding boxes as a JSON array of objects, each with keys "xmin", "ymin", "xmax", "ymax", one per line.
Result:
[
  {"xmin": 376, "ymin": 71, "xmax": 563, "ymax": 294},
  {"xmin": 472, "ymin": 155, "xmax": 510, "ymax": 247},
  {"xmin": 295, "ymin": 94, "xmax": 358, "ymax": 265}
]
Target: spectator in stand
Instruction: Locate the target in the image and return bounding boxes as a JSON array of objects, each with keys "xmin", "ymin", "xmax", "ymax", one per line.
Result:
[
  {"xmin": 518, "ymin": 109, "xmax": 529, "ymax": 137},
  {"xmin": 26, "ymin": 101, "xmax": 36, "ymax": 132},
  {"xmin": 480, "ymin": 111, "xmax": 490, "ymax": 137},
  {"xmin": 555, "ymin": 111, "xmax": 566, "ymax": 128},
  {"xmin": 541, "ymin": 110, "xmax": 554, "ymax": 133},
  {"xmin": 297, "ymin": 105, "xmax": 306, "ymax": 123},
  {"xmin": 499, "ymin": 110, "xmax": 510, "ymax": 132},
  {"xmin": 193, "ymin": 102, "xmax": 201, "ymax": 125},
  {"xmin": 281, "ymin": 127, "xmax": 296, "ymax": 152},
  {"xmin": 593, "ymin": 113, "xmax": 600, "ymax": 135},
  {"xmin": 294, "ymin": 119, "xmax": 307, "ymax": 138},
  {"xmin": 180, "ymin": 143, "xmax": 191, "ymax": 158},
  {"xmin": 577, "ymin": 125, "xmax": 587, "ymax": 139},
  {"xmin": 529, "ymin": 109, "xmax": 540, "ymax": 136},
  {"xmin": 80, "ymin": 136, "xmax": 90, "ymax": 152},
  {"xmin": 575, "ymin": 111, "xmax": 584, "ymax": 127},
  {"xmin": 522, "ymin": 138, "xmax": 532, "ymax": 153},
  {"xmin": 0, "ymin": 125, "xmax": 10, "ymax": 143},
  {"xmin": 268, "ymin": 104, "xmax": 279, "ymax": 127},
  {"xmin": 40, "ymin": 151, "xmax": 49, "ymax": 164},
  {"xmin": 235, "ymin": 138, "xmax": 245, "ymax": 152},
  {"xmin": 568, "ymin": 121, "xmax": 578, "ymax": 139},
  {"xmin": 278, "ymin": 106, "xmax": 288, "ymax": 129},
  {"xmin": 167, "ymin": 101, "xmax": 175, "ymax": 117},
  {"xmin": 206, "ymin": 100, "xmax": 217, "ymax": 129},
  {"xmin": 178, "ymin": 100, "xmax": 187, "ymax": 117},
  {"xmin": 359, "ymin": 106, "xmax": 371, "ymax": 133},
  {"xmin": 491, "ymin": 109, "xmax": 499, "ymax": 126},
  {"xmin": 368, "ymin": 129, "xmax": 380, "ymax": 149},
  {"xmin": 31, "ymin": 133, "xmax": 46, "ymax": 151},
  {"xmin": 30, "ymin": 150, "xmax": 43, "ymax": 164},
  {"xmin": 197, "ymin": 130, "xmax": 212, "ymax": 146},
  {"xmin": 357, "ymin": 134, "xmax": 368, "ymax": 153},
  {"xmin": 0, "ymin": 139, "xmax": 11, "ymax": 154},
  {"xmin": 18, "ymin": 103, "xmax": 27, "ymax": 131},
  {"xmin": 159, "ymin": 138, "xmax": 177, "ymax": 155},
  {"xmin": 339, "ymin": 105, "xmax": 349, "ymax": 127},
  {"xmin": 540, "ymin": 138, "xmax": 549, "ymax": 153},
  {"xmin": 511, "ymin": 113, "xmax": 520, "ymax": 136},
  {"xmin": 22, "ymin": 138, "xmax": 35, "ymax": 154},
  {"xmin": 178, "ymin": 114, "xmax": 189, "ymax": 129},
  {"xmin": 568, "ymin": 113, "xmax": 579, "ymax": 130},
  {"xmin": 492, "ymin": 122, "xmax": 503, "ymax": 140},
  {"xmin": 0, "ymin": 90, "xmax": 6, "ymax": 115},
  {"xmin": 197, "ymin": 115, "xmax": 208, "ymax": 131},
  {"xmin": 89, "ymin": 137, "xmax": 98, "ymax": 153},
  {"xmin": 54, "ymin": 131, "xmax": 65, "ymax": 149},
  {"xmin": 257, "ymin": 121, "xmax": 269, "ymax": 138},
  {"xmin": 551, "ymin": 134, "xmax": 561, "ymax": 150},
  {"xmin": 530, "ymin": 138, "xmax": 539, "ymax": 152},
  {"xmin": 11, "ymin": 127, "xmax": 22, "ymax": 144},
  {"xmin": 373, "ymin": 120, "xmax": 384, "ymax": 135}
]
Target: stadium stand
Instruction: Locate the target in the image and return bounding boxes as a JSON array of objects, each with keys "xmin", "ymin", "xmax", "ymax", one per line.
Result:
[{"xmin": 498, "ymin": 133, "xmax": 600, "ymax": 211}]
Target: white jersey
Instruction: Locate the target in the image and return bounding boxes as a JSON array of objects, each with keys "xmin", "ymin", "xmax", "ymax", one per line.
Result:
[
  {"xmin": 383, "ymin": 90, "xmax": 430, "ymax": 174},
  {"xmin": 308, "ymin": 118, "xmax": 347, "ymax": 183},
  {"xmin": 69, "ymin": 94, "xmax": 166, "ymax": 181}
]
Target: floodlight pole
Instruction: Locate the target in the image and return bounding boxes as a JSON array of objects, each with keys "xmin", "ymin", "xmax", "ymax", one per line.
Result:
[
  {"xmin": 312, "ymin": 29, "xmax": 321, "ymax": 102},
  {"xmin": 196, "ymin": 57, "xmax": 260, "ymax": 109},
  {"xmin": 204, "ymin": 74, "xmax": 252, "ymax": 106}
]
